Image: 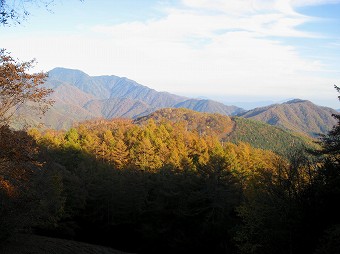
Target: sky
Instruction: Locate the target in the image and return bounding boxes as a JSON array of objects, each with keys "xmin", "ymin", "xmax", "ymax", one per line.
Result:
[{"xmin": 1, "ymin": 0, "xmax": 340, "ymax": 109}]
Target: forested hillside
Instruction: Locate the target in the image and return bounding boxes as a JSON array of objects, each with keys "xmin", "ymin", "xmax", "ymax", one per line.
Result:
[
  {"xmin": 134, "ymin": 108, "xmax": 234, "ymax": 138},
  {"xmin": 226, "ymin": 117, "xmax": 316, "ymax": 156},
  {"xmin": 238, "ymin": 99, "xmax": 337, "ymax": 137},
  {"xmin": 135, "ymin": 108, "xmax": 315, "ymax": 156},
  {"xmin": 24, "ymin": 117, "xmax": 283, "ymax": 253},
  {"xmin": 2, "ymin": 103, "xmax": 340, "ymax": 254},
  {"xmin": 2, "ymin": 104, "xmax": 335, "ymax": 254}
]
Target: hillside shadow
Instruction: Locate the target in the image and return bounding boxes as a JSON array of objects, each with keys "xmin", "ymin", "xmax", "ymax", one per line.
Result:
[{"xmin": 34, "ymin": 143, "xmax": 242, "ymax": 254}]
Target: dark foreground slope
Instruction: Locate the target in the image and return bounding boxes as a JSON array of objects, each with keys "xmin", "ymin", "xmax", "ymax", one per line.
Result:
[{"xmin": 0, "ymin": 234, "xmax": 130, "ymax": 254}]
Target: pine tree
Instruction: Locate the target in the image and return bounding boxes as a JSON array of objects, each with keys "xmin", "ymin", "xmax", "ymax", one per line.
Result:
[{"xmin": 132, "ymin": 137, "xmax": 162, "ymax": 171}]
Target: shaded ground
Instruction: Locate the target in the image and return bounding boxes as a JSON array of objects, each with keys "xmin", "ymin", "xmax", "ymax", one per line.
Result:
[{"xmin": 0, "ymin": 234, "xmax": 133, "ymax": 254}]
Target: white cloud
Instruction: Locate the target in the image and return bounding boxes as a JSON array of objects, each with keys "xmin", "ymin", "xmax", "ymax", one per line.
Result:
[
  {"xmin": 291, "ymin": 0, "xmax": 340, "ymax": 7},
  {"xmin": 84, "ymin": 1, "xmax": 323, "ymax": 94},
  {"xmin": 182, "ymin": 0, "xmax": 340, "ymax": 11},
  {"xmin": 1, "ymin": 0, "xmax": 338, "ymax": 107},
  {"xmin": 181, "ymin": 0, "xmax": 298, "ymax": 15}
]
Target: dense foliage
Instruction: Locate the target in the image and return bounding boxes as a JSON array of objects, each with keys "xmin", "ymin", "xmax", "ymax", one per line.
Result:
[
  {"xmin": 135, "ymin": 108, "xmax": 316, "ymax": 157},
  {"xmin": 20, "ymin": 118, "xmax": 283, "ymax": 253},
  {"xmin": 1, "ymin": 100, "xmax": 339, "ymax": 253},
  {"xmin": 2, "ymin": 117, "xmax": 311, "ymax": 252}
]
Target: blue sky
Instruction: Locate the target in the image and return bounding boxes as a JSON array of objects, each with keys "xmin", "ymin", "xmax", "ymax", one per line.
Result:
[{"xmin": 1, "ymin": 0, "xmax": 340, "ymax": 108}]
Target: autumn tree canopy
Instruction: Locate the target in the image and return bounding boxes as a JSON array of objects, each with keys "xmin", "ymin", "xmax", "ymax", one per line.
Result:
[{"xmin": 0, "ymin": 49, "xmax": 53, "ymax": 126}]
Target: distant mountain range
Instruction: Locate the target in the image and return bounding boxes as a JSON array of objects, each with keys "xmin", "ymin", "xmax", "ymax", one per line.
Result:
[
  {"xmin": 237, "ymin": 99, "xmax": 338, "ymax": 137},
  {"xmin": 32, "ymin": 67, "xmax": 244, "ymax": 129},
  {"xmin": 25, "ymin": 67, "xmax": 338, "ymax": 138}
]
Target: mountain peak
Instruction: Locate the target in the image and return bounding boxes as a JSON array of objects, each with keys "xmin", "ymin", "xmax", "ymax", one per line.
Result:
[
  {"xmin": 284, "ymin": 99, "xmax": 308, "ymax": 104},
  {"xmin": 238, "ymin": 98, "xmax": 337, "ymax": 136},
  {"xmin": 48, "ymin": 67, "xmax": 89, "ymax": 77}
]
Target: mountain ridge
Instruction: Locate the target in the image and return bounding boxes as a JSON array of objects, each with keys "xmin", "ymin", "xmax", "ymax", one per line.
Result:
[
  {"xmin": 238, "ymin": 98, "xmax": 337, "ymax": 136},
  {"xmin": 37, "ymin": 67, "xmax": 244, "ymax": 129},
  {"xmin": 24, "ymin": 67, "xmax": 337, "ymax": 137}
]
